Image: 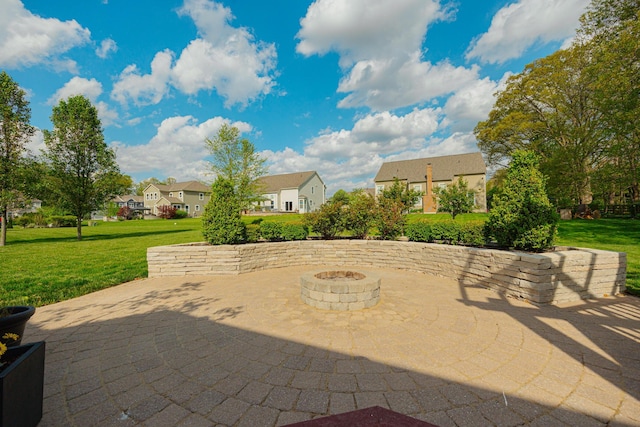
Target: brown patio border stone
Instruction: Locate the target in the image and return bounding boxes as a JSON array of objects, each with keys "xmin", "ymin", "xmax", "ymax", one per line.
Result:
[{"xmin": 147, "ymin": 240, "xmax": 626, "ymax": 305}]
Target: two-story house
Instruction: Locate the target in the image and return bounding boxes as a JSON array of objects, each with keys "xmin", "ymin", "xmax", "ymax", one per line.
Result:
[
  {"xmin": 255, "ymin": 171, "xmax": 326, "ymax": 213},
  {"xmin": 111, "ymin": 195, "xmax": 147, "ymax": 215},
  {"xmin": 143, "ymin": 181, "xmax": 211, "ymax": 217},
  {"xmin": 374, "ymin": 152, "xmax": 487, "ymax": 213}
]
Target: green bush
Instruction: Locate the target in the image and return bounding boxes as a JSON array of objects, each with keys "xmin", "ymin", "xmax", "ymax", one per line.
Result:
[
  {"xmin": 245, "ymin": 223, "xmax": 260, "ymax": 243},
  {"xmin": 259, "ymin": 221, "xmax": 282, "ymax": 241},
  {"xmin": 304, "ymin": 201, "xmax": 345, "ymax": 239},
  {"xmin": 459, "ymin": 221, "xmax": 485, "ymax": 246},
  {"xmin": 344, "ymin": 189, "xmax": 376, "ymax": 238},
  {"xmin": 174, "ymin": 210, "xmax": 189, "ymax": 219},
  {"xmin": 405, "ymin": 222, "xmax": 432, "ymax": 242},
  {"xmin": 202, "ymin": 178, "xmax": 247, "ymax": 245},
  {"xmin": 375, "ymin": 199, "xmax": 405, "ymax": 240},
  {"xmin": 49, "ymin": 215, "xmax": 77, "ymax": 227},
  {"xmin": 485, "ymin": 150, "xmax": 559, "ymax": 252},
  {"xmin": 430, "ymin": 220, "xmax": 460, "ymax": 244},
  {"xmin": 281, "ymin": 223, "xmax": 308, "ymax": 241}
]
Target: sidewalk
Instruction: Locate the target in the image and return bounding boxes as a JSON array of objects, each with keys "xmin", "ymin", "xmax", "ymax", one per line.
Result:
[{"xmin": 26, "ymin": 265, "xmax": 640, "ymax": 426}]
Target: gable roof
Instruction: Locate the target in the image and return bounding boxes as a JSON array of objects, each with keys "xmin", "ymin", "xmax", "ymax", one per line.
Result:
[
  {"xmin": 374, "ymin": 152, "xmax": 486, "ymax": 183},
  {"xmin": 144, "ymin": 181, "xmax": 210, "ymax": 194},
  {"xmin": 258, "ymin": 171, "xmax": 320, "ymax": 192}
]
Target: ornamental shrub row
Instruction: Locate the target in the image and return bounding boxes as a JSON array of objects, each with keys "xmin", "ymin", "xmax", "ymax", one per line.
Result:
[
  {"xmin": 405, "ymin": 220, "xmax": 485, "ymax": 246},
  {"xmin": 258, "ymin": 221, "xmax": 309, "ymax": 241}
]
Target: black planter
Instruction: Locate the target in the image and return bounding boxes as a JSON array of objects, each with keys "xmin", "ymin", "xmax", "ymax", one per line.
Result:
[
  {"xmin": 0, "ymin": 341, "xmax": 45, "ymax": 427},
  {"xmin": 0, "ymin": 306, "xmax": 36, "ymax": 347}
]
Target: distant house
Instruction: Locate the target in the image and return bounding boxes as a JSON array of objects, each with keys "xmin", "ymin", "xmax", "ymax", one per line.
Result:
[
  {"xmin": 8, "ymin": 199, "xmax": 42, "ymax": 218},
  {"xmin": 143, "ymin": 181, "xmax": 211, "ymax": 217},
  {"xmin": 111, "ymin": 195, "xmax": 147, "ymax": 216},
  {"xmin": 374, "ymin": 152, "xmax": 487, "ymax": 213},
  {"xmin": 255, "ymin": 171, "xmax": 326, "ymax": 213}
]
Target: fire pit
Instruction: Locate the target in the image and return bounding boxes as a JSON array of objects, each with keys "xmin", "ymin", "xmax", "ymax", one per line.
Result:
[{"xmin": 300, "ymin": 270, "xmax": 380, "ymax": 311}]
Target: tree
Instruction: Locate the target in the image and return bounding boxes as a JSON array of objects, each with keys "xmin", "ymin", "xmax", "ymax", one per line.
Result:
[
  {"xmin": 379, "ymin": 178, "xmax": 423, "ymax": 213},
  {"xmin": 475, "ymin": 46, "xmax": 606, "ymax": 207},
  {"xmin": 579, "ymin": 0, "xmax": 640, "ymax": 205},
  {"xmin": 43, "ymin": 95, "xmax": 123, "ymax": 240},
  {"xmin": 485, "ymin": 150, "xmax": 559, "ymax": 252},
  {"xmin": 205, "ymin": 124, "xmax": 268, "ymax": 212},
  {"xmin": 0, "ymin": 71, "xmax": 35, "ymax": 246},
  {"xmin": 434, "ymin": 177, "xmax": 476, "ymax": 219},
  {"xmin": 202, "ymin": 177, "xmax": 247, "ymax": 245},
  {"xmin": 135, "ymin": 177, "xmax": 164, "ymax": 196}
]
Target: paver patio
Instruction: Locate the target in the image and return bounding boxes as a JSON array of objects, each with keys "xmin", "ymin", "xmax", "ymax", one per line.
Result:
[{"xmin": 25, "ymin": 265, "xmax": 640, "ymax": 426}]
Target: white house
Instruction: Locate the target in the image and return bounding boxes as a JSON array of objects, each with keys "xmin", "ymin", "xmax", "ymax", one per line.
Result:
[{"xmin": 255, "ymin": 171, "xmax": 326, "ymax": 213}]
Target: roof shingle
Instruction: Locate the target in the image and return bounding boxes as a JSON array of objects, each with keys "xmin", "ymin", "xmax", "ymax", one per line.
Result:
[{"xmin": 374, "ymin": 152, "xmax": 486, "ymax": 183}]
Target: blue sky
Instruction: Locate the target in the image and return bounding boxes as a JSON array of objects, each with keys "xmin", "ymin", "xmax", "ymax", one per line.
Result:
[{"xmin": 2, "ymin": 0, "xmax": 589, "ymax": 195}]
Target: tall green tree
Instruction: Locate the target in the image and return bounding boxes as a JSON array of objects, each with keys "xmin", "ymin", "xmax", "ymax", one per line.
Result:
[
  {"xmin": 205, "ymin": 124, "xmax": 268, "ymax": 212},
  {"xmin": 202, "ymin": 177, "xmax": 246, "ymax": 245},
  {"xmin": 580, "ymin": 0, "xmax": 640, "ymax": 205},
  {"xmin": 475, "ymin": 46, "xmax": 606, "ymax": 207},
  {"xmin": 485, "ymin": 150, "xmax": 558, "ymax": 252},
  {"xmin": 434, "ymin": 177, "xmax": 476, "ymax": 219},
  {"xmin": 0, "ymin": 71, "xmax": 35, "ymax": 246},
  {"xmin": 43, "ymin": 95, "xmax": 122, "ymax": 240}
]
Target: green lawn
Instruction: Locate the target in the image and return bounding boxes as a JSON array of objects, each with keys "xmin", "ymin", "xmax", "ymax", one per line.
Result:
[{"xmin": 1, "ymin": 215, "xmax": 638, "ymax": 307}]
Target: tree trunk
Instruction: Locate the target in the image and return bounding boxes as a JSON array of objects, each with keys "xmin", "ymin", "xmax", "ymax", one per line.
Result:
[
  {"xmin": 76, "ymin": 215, "xmax": 82, "ymax": 241},
  {"xmin": 0, "ymin": 209, "xmax": 7, "ymax": 246}
]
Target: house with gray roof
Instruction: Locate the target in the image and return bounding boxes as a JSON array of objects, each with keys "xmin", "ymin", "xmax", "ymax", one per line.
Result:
[
  {"xmin": 255, "ymin": 171, "xmax": 325, "ymax": 213},
  {"xmin": 143, "ymin": 181, "xmax": 211, "ymax": 217},
  {"xmin": 374, "ymin": 152, "xmax": 487, "ymax": 213}
]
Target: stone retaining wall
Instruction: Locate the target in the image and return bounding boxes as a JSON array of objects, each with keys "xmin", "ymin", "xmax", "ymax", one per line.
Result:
[{"xmin": 147, "ymin": 240, "xmax": 626, "ymax": 305}]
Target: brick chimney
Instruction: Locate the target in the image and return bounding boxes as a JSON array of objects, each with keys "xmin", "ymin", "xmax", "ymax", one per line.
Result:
[{"xmin": 423, "ymin": 163, "xmax": 436, "ymax": 213}]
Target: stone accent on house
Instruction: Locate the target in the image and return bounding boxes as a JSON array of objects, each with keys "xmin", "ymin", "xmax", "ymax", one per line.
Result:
[{"xmin": 147, "ymin": 241, "xmax": 626, "ymax": 305}]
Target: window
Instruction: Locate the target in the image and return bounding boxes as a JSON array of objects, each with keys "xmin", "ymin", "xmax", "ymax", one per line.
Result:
[
  {"xmin": 178, "ymin": 191, "xmax": 183, "ymax": 199},
  {"xmin": 195, "ymin": 205, "xmax": 200, "ymax": 211},
  {"xmin": 311, "ymin": 187, "xmax": 314, "ymax": 194},
  {"xmin": 184, "ymin": 205, "xmax": 189, "ymax": 213},
  {"xmin": 169, "ymin": 192, "xmax": 173, "ymax": 197},
  {"xmin": 299, "ymin": 199, "xmax": 305, "ymax": 210},
  {"xmin": 376, "ymin": 185, "xmax": 384, "ymax": 195},
  {"xmin": 199, "ymin": 193, "xmax": 204, "ymax": 200},
  {"xmin": 154, "ymin": 192, "xmax": 158, "ymax": 200},
  {"xmin": 413, "ymin": 184, "xmax": 421, "ymax": 192},
  {"xmin": 285, "ymin": 201, "xmax": 293, "ymax": 211}
]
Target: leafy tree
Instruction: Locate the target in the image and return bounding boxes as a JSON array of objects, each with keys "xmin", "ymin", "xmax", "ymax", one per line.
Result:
[
  {"xmin": 485, "ymin": 150, "xmax": 559, "ymax": 252},
  {"xmin": 0, "ymin": 71, "xmax": 35, "ymax": 246},
  {"xmin": 330, "ymin": 189, "xmax": 350, "ymax": 205},
  {"xmin": 43, "ymin": 95, "xmax": 123, "ymax": 240},
  {"xmin": 434, "ymin": 177, "xmax": 476, "ymax": 219},
  {"xmin": 135, "ymin": 177, "xmax": 164, "ymax": 196},
  {"xmin": 579, "ymin": 0, "xmax": 640, "ymax": 205},
  {"xmin": 202, "ymin": 177, "xmax": 247, "ymax": 245},
  {"xmin": 205, "ymin": 124, "xmax": 268, "ymax": 212},
  {"xmin": 475, "ymin": 46, "xmax": 606, "ymax": 206},
  {"xmin": 375, "ymin": 196, "xmax": 405, "ymax": 240},
  {"xmin": 379, "ymin": 178, "xmax": 423, "ymax": 213},
  {"xmin": 117, "ymin": 206, "xmax": 132, "ymax": 220},
  {"xmin": 344, "ymin": 189, "xmax": 376, "ymax": 238}
]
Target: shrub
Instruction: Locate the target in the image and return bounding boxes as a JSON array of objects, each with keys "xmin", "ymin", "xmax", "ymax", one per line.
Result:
[
  {"xmin": 344, "ymin": 189, "xmax": 376, "ymax": 238},
  {"xmin": 246, "ymin": 223, "xmax": 260, "ymax": 243},
  {"xmin": 459, "ymin": 221, "xmax": 485, "ymax": 246},
  {"xmin": 174, "ymin": 210, "xmax": 189, "ymax": 219},
  {"xmin": 434, "ymin": 177, "xmax": 476, "ymax": 219},
  {"xmin": 485, "ymin": 150, "xmax": 559, "ymax": 252},
  {"xmin": 202, "ymin": 178, "xmax": 247, "ymax": 245},
  {"xmin": 157, "ymin": 205, "xmax": 178, "ymax": 219},
  {"xmin": 304, "ymin": 201, "xmax": 345, "ymax": 239},
  {"xmin": 405, "ymin": 222, "xmax": 432, "ymax": 242},
  {"xmin": 49, "ymin": 215, "xmax": 77, "ymax": 227},
  {"xmin": 117, "ymin": 206, "xmax": 132, "ymax": 220},
  {"xmin": 430, "ymin": 220, "xmax": 460, "ymax": 244},
  {"xmin": 281, "ymin": 222, "xmax": 308, "ymax": 241},
  {"xmin": 259, "ymin": 221, "xmax": 282, "ymax": 241}
]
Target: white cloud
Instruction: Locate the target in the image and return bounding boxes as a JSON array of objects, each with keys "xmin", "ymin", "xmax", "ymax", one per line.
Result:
[
  {"xmin": 113, "ymin": 115, "xmax": 252, "ymax": 181},
  {"xmin": 296, "ymin": 0, "xmax": 447, "ymax": 67},
  {"xmin": 442, "ymin": 73, "xmax": 510, "ymax": 132},
  {"xmin": 26, "ymin": 129, "xmax": 45, "ymax": 156},
  {"xmin": 337, "ymin": 53, "xmax": 480, "ymax": 111},
  {"xmin": 96, "ymin": 38, "xmax": 117, "ymax": 58},
  {"xmin": 111, "ymin": 0, "xmax": 277, "ymax": 109},
  {"xmin": 297, "ymin": 0, "xmax": 476, "ymax": 111},
  {"xmin": 48, "ymin": 77, "xmax": 119, "ymax": 126},
  {"xmin": 466, "ymin": 0, "xmax": 590, "ymax": 64},
  {"xmin": 0, "ymin": 0, "xmax": 90, "ymax": 71},
  {"xmin": 111, "ymin": 50, "xmax": 173, "ymax": 106}
]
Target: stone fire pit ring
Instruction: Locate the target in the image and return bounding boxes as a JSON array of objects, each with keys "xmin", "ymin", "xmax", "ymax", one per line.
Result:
[{"xmin": 300, "ymin": 269, "xmax": 380, "ymax": 311}]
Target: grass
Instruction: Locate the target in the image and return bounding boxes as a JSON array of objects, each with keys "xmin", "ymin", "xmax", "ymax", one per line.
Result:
[{"xmin": 1, "ymin": 215, "xmax": 638, "ymax": 307}]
